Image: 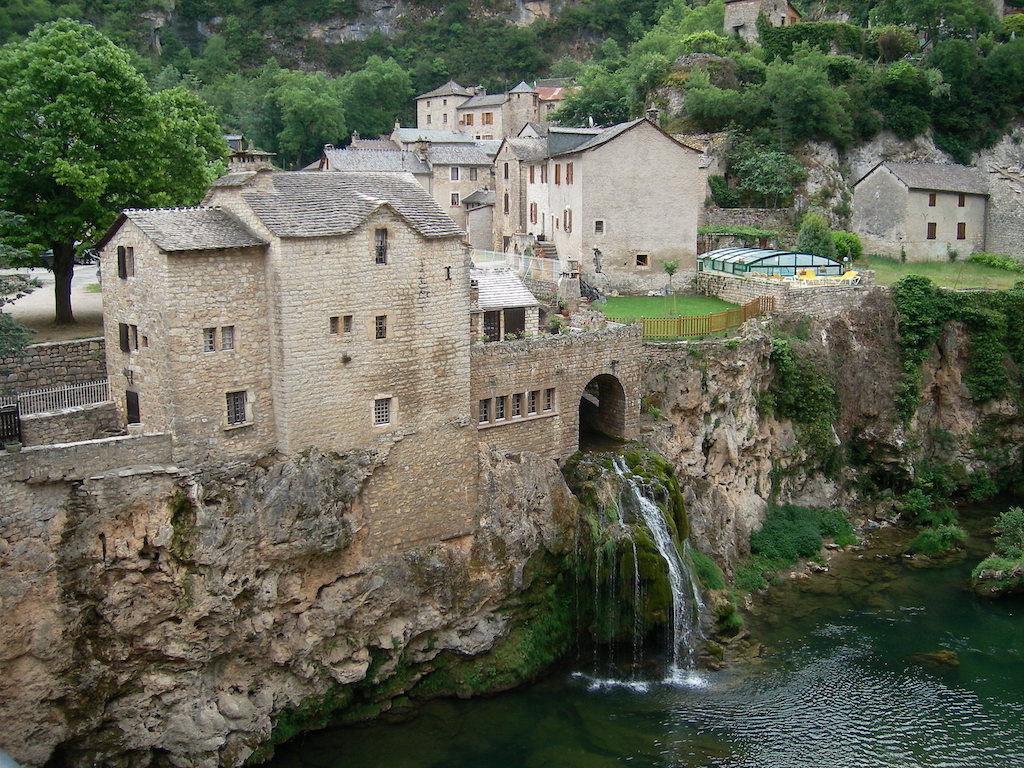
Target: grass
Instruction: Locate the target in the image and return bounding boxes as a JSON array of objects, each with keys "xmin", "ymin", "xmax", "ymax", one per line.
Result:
[
  {"xmin": 865, "ymin": 256, "xmax": 1024, "ymax": 290},
  {"xmin": 84, "ymin": 283, "xmax": 102, "ymax": 293},
  {"xmin": 596, "ymin": 294, "xmax": 737, "ymax": 319}
]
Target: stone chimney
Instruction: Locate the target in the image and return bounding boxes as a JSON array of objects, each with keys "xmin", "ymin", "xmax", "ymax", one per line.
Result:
[{"xmin": 646, "ymin": 107, "xmax": 660, "ymax": 124}]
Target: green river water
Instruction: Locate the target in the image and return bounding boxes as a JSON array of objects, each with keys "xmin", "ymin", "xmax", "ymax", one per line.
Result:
[{"xmin": 267, "ymin": 506, "xmax": 1024, "ymax": 768}]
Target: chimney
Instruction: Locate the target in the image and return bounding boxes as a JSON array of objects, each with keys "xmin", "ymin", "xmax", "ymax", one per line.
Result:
[
  {"xmin": 470, "ymin": 278, "xmax": 480, "ymax": 306},
  {"xmin": 646, "ymin": 108, "xmax": 660, "ymax": 124},
  {"xmin": 323, "ymin": 143, "xmax": 334, "ymax": 151}
]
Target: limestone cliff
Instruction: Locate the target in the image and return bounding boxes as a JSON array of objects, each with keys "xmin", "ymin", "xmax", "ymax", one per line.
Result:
[{"xmin": 0, "ymin": 447, "xmax": 576, "ymax": 767}]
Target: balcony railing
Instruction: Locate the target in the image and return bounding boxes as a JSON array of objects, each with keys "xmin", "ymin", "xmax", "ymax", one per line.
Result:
[{"xmin": 1, "ymin": 379, "xmax": 112, "ymax": 416}]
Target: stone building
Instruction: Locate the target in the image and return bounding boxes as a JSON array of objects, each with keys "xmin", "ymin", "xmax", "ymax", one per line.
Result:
[
  {"xmin": 415, "ymin": 80, "xmax": 549, "ymax": 141},
  {"xmin": 724, "ymin": 0, "xmax": 801, "ymax": 42},
  {"xmin": 851, "ymin": 162, "xmax": 989, "ymax": 261},
  {"xmin": 493, "ymin": 136, "xmax": 548, "ymax": 252},
  {"xmin": 522, "ymin": 115, "xmax": 705, "ymax": 293},
  {"xmin": 415, "ymin": 79, "xmax": 474, "ymax": 130}
]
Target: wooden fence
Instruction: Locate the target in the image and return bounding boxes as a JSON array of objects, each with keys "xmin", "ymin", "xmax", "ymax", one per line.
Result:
[{"xmin": 606, "ymin": 296, "xmax": 775, "ymax": 340}]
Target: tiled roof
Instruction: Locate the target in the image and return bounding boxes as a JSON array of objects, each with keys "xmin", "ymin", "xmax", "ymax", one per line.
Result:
[
  {"xmin": 393, "ymin": 127, "xmax": 476, "ymax": 145},
  {"xmin": 241, "ymin": 171, "xmax": 463, "ymax": 239},
  {"xmin": 870, "ymin": 162, "xmax": 989, "ymax": 195},
  {"xmin": 536, "ymin": 87, "xmax": 567, "ymax": 101},
  {"xmin": 350, "ymin": 137, "xmax": 399, "ymax": 151},
  {"xmin": 476, "ymin": 139, "xmax": 502, "ymax": 158},
  {"xmin": 322, "ymin": 148, "xmax": 430, "ymax": 174},
  {"xmin": 471, "ymin": 267, "xmax": 540, "ymax": 310},
  {"xmin": 427, "ymin": 145, "xmax": 493, "ymax": 166},
  {"xmin": 459, "ymin": 93, "xmax": 508, "ymax": 109},
  {"xmin": 122, "ymin": 207, "xmax": 267, "ymax": 252},
  {"xmin": 416, "ymin": 80, "xmax": 473, "ymax": 99},
  {"xmin": 210, "ymin": 171, "xmax": 257, "ymax": 188},
  {"xmin": 501, "ymin": 138, "xmax": 548, "ymax": 161}
]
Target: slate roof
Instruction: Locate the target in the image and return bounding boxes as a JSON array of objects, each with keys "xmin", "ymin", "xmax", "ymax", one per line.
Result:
[
  {"xmin": 427, "ymin": 145, "xmax": 493, "ymax": 166},
  {"xmin": 350, "ymin": 138, "xmax": 399, "ymax": 151},
  {"xmin": 509, "ymin": 81, "xmax": 535, "ymax": 94},
  {"xmin": 459, "ymin": 93, "xmax": 508, "ymax": 109},
  {"xmin": 241, "ymin": 171, "xmax": 464, "ymax": 239},
  {"xmin": 476, "ymin": 139, "xmax": 502, "ymax": 158},
  {"xmin": 115, "ymin": 207, "xmax": 267, "ymax": 252},
  {"xmin": 393, "ymin": 127, "xmax": 476, "ymax": 145},
  {"xmin": 321, "ymin": 148, "xmax": 430, "ymax": 174},
  {"xmin": 471, "ymin": 267, "xmax": 540, "ymax": 310},
  {"xmin": 501, "ymin": 137, "xmax": 548, "ymax": 162},
  {"xmin": 210, "ymin": 171, "xmax": 257, "ymax": 188},
  {"xmin": 553, "ymin": 118, "xmax": 699, "ymax": 157},
  {"xmin": 862, "ymin": 162, "xmax": 990, "ymax": 195},
  {"xmin": 463, "ymin": 189, "xmax": 495, "ymax": 206},
  {"xmin": 416, "ymin": 80, "xmax": 473, "ymax": 100}
]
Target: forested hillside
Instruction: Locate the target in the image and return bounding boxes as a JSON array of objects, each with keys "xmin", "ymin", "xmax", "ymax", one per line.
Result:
[{"xmin": 1, "ymin": 0, "xmax": 1022, "ymax": 169}]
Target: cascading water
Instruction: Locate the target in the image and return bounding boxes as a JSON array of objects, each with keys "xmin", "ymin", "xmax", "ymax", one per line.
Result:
[{"xmin": 613, "ymin": 456, "xmax": 704, "ymax": 680}]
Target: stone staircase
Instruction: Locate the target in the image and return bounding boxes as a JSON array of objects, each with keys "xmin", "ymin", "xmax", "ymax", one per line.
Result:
[{"xmin": 535, "ymin": 240, "xmax": 558, "ymax": 260}]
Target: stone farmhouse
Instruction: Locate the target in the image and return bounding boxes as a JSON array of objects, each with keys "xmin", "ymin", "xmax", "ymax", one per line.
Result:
[
  {"xmin": 851, "ymin": 162, "xmax": 989, "ymax": 261},
  {"xmin": 503, "ymin": 114, "xmax": 705, "ymax": 294},
  {"xmin": 724, "ymin": 0, "xmax": 801, "ymax": 43},
  {"xmin": 94, "ymin": 167, "xmax": 642, "ymax": 548},
  {"xmin": 415, "ymin": 79, "xmax": 566, "ymax": 140}
]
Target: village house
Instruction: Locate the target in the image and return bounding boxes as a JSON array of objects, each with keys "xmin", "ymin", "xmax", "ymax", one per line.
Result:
[
  {"xmin": 851, "ymin": 161, "xmax": 989, "ymax": 261},
  {"xmin": 724, "ymin": 0, "xmax": 801, "ymax": 42},
  {"xmin": 519, "ymin": 113, "xmax": 705, "ymax": 293},
  {"xmin": 415, "ymin": 80, "xmax": 567, "ymax": 141}
]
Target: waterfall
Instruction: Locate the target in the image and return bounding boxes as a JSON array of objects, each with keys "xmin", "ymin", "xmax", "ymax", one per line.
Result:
[{"xmin": 613, "ymin": 456, "xmax": 704, "ymax": 679}]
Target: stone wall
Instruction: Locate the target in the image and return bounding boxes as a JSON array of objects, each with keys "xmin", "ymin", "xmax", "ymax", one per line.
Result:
[
  {"xmin": 19, "ymin": 402, "xmax": 121, "ymax": 447},
  {"xmin": 705, "ymin": 207, "xmax": 794, "ymax": 232},
  {"xmin": 470, "ymin": 325, "xmax": 643, "ymax": 460},
  {"xmin": 0, "ymin": 432, "xmax": 173, "ymax": 485},
  {"xmin": 695, "ymin": 272, "xmax": 880, "ymax": 319},
  {"xmin": 0, "ymin": 338, "xmax": 106, "ymax": 394}
]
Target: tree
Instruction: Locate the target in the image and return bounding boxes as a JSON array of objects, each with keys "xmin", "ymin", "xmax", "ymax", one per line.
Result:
[
  {"xmin": 339, "ymin": 56, "xmax": 412, "ymax": 139},
  {"xmin": 763, "ymin": 44, "xmax": 853, "ymax": 146},
  {"xmin": 796, "ymin": 212, "xmax": 836, "ymax": 259},
  {"xmin": 0, "ymin": 213, "xmax": 37, "ymax": 357},
  {"xmin": 0, "ymin": 20, "xmax": 225, "ymax": 324},
  {"xmin": 731, "ymin": 147, "xmax": 807, "ymax": 208}
]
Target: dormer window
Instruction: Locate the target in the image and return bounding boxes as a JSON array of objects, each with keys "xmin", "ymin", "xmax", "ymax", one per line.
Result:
[{"xmin": 375, "ymin": 229, "xmax": 388, "ymax": 264}]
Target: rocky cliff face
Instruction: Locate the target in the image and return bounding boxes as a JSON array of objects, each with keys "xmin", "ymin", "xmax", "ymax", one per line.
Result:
[{"xmin": 0, "ymin": 447, "xmax": 576, "ymax": 767}]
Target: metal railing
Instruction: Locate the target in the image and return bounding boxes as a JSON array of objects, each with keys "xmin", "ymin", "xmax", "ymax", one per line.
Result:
[
  {"xmin": 606, "ymin": 296, "xmax": 775, "ymax": 340},
  {"xmin": 2, "ymin": 379, "xmax": 112, "ymax": 416},
  {"xmin": 471, "ymin": 250, "xmax": 567, "ymax": 282}
]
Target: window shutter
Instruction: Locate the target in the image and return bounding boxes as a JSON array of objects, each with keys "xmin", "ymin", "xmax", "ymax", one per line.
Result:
[
  {"xmin": 119, "ymin": 323, "xmax": 130, "ymax": 352},
  {"xmin": 117, "ymin": 246, "xmax": 127, "ymax": 279}
]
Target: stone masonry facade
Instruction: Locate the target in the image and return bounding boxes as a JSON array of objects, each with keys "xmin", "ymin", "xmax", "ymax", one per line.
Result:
[{"xmin": 0, "ymin": 338, "xmax": 106, "ymax": 394}]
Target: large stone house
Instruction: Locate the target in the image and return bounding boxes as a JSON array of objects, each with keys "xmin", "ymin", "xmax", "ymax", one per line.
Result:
[
  {"xmin": 851, "ymin": 162, "xmax": 989, "ymax": 261},
  {"xmin": 724, "ymin": 0, "xmax": 801, "ymax": 42},
  {"xmin": 415, "ymin": 80, "xmax": 550, "ymax": 140},
  {"xmin": 519, "ymin": 115, "xmax": 705, "ymax": 292}
]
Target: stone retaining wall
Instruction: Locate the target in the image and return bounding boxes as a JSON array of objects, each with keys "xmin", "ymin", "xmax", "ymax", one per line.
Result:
[
  {"xmin": 0, "ymin": 432, "xmax": 174, "ymax": 485},
  {"xmin": 705, "ymin": 208, "xmax": 794, "ymax": 231},
  {"xmin": 19, "ymin": 402, "xmax": 122, "ymax": 448},
  {"xmin": 0, "ymin": 338, "xmax": 106, "ymax": 394},
  {"xmin": 695, "ymin": 272, "xmax": 881, "ymax": 319}
]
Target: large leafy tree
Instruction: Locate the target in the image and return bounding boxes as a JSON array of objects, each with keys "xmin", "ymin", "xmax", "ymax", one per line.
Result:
[{"xmin": 0, "ymin": 19, "xmax": 225, "ymax": 324}]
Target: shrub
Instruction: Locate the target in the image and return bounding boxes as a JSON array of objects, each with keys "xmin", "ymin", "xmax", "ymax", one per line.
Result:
[
  {"xmin": 909, "ymin": 525, "xmax": 967, "ymax": 555},
  {"xmin": 813, "ymin": 507, "xmax": 857, "ymax": 546},
  {"xmin": 749, "ymin": 504, "xmax": 850, "ymax": 563},
  {"xmin": 690, "ymin": 549, "xmax": 726, "ymax": 590},
  {"xmin": 796, "ymin": 212, "xmax": 836, "ymax": 259},
  {"xmin": 832, "ymin": 230, "xmax": 863, "ymax": 262},
  {"xmin": 708, "ymin": 175, "xmax": 741, "ymax": 208},
  {"xmin": 993, "ymin": 506, "xmax": 1024, "ymax": 559},
  {"xmin": 968, "ymin": 252, "xmax": 1024, "ymax": 272}
]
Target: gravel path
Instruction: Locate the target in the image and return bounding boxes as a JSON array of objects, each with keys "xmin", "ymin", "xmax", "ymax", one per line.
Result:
[{"xmin": 2, "ymin": 266, "xmax": 104, "ymax": 343}]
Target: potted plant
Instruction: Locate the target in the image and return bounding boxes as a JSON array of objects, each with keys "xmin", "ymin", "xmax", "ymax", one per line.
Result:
[{"xmin": 4, "ymin": 441, "xmax": 22, "ymax": 453}]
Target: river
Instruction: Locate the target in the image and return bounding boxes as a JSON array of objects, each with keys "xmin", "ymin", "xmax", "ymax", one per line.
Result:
[{"xmin": 267, "ymin": 505, "xmax": 1024, "ymax": 768}]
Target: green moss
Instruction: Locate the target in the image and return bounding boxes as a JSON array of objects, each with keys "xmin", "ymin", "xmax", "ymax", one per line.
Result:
[
  {"xmin": 247, "ymin": 685, "xmax": 355, "ymax": 764},
  {"xmin": 689, "ymin": 549, "xmax": 726, "ymax": 590},
  {"xmin": 168, "ymin": 489, "xmax": 198, "ymax": 564}
]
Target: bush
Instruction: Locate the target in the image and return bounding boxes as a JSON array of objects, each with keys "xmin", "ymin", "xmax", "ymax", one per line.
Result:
[
  {"xmin": 968, "ymin": 252, "xmax": 1024, "ymax": 272},
  {"xmin": 708, "ymin": 175, "xmax": 741, "ymax": 208},
  {"xmin": 909, "ymin": 525, "xmax": 968, "ymax": 555},
  {"xmin": 749, "ymin": 504, "xmax": 853, "ymax": 564},
  {"xmin": 690, "ymin": 549, "xmax": 726, "ymax": 590},
  {"xmin": 832, "ymin": 230, "xmax": 863, "ymax": 262},
  {"xmin": 993, "ymin": 506, "xmax": 1024, "ymax": 559},
  {"xmin": 796, "ymin": 212, "xmax": 836, "ymax": 259}
]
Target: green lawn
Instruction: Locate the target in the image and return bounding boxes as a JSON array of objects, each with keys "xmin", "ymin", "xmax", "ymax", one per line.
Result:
[
  {"xmin": 864, "ymin": 256, "xmax": 1023, "ymax": 290},
  {"xmin": 596, "ymin": 294, "xmax": 737, "ymax": 319}
]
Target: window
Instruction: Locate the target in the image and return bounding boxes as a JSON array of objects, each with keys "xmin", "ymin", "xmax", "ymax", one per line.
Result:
[
  {"xmin": 116, "ymin": 245, "xmax": 135, "ymax": 279},
  {"xmin": 529, "ymin": 202, "xmax": 538, "ymax": 224},
  {"xmin": 541, "ymin": 164, "xmax": 548, "ymax": 183},
  {"xmin": 529, "ymin": 165, "xmax": 535, "ymax": 184},
  {"xmin": 564, "ymin": 209, "xmax": 572, "ymax": 233},
  {"xmin": 426, "ymin": 114, "xmax": 431, "ymax": 125},
  {"xmin": 330, "ymin": 316, "xmax": 340, "ymax": 334},
  {"xmin": 343, "ymin": 315, "xmax": 353, "ymax": 334},
  {"xmin": 203, "ymin": 327, "xmax": 216, "ymax": 352},
  {"xmin": 926, "ymin": 222, "xmax": 937, "ymax": 240},
  {"xmin": 450, "ymin": 167, "xmax": 460, "ymax": 181},
  {"xmin": 503, "ymin": 162, "xmax": 509, "ymax": 180},
  {"xmin": 131, "ymin": 325, "xmax": 139, "ymax": 350},
  {"xmin": 464, "ymin": 113, "xmax": 474, "ymax": 126},
  {"xmin": 375, "ymin": 228, "xmax": 388, "ymax": 264},
  {"xmin": 504, "ymin": 193, "xmax": 510, "ymax": 215},
  {"xmin": 126, "ymin": 391, "xmax": 140, "ymax": 425},
  {"xmin": 544, "ymin": 388, "xmax": 555, "ymax": 412},
  {"xmin": 374, "ymin": 397, "xmax": 392, "ymax": 426},
  {"xmin": 479, "ymin": 399, "xmax": 490, "ymax": 424},
  {"xmin": 566, "ymin": 162, "xmax": 574, "ymax": 184},
  {"xmin": 957, "ymin": 222, "xmax": 967, "ymax": 240},
  {"xmin": 555, "ymin": 164, "xmax": 561, "ymax": 185},
  {"xmin": 375, "ymin": 315, "xmax": 387, "ymax": 339},
  {"xmin": 221, "ymin": 326, "xmax": 234, "ymax": 351},
  {"xmin": 495, "ymin": 395, "xmax": 506, "ymax": 421},
  {"xmin": 928, "ymin": 193, "xmax": 937, "ymax": 207},
  {"xmin": 636, "ymin": 254, "xmax": 649, "ymax": 267},
  {"xmin": 119, "ymin": 322, "xmax": 131, "ymax": 353},
  {"xmin": 958, "ymin": 193, "xmax": 966, "ymax": 207},
  {"xmin": 451, "ymin": 192, "xmax": 460, "ymax": 206},
  {"xmin": 512, "ymin": 393, "xmax": 523, "ymax": 417},
  {"xmin": 528, "ymin": 390, "xmax": 538, "ymax": 415},
  {"xmin": 226, "ymin": 390, "xmax": 248, "ymax": 426},
  {"xmin": 443, "ymin": 113, "xmax": 448, "ymax": 124},
  {"xmin": 470, "ymin": 167, "xmax": 478, "ymax": 181},
  {"xmin": 594, "ymin": 219, "xmax": 605, "ymax": 234},
  {"xmin": 483, "ymin": 112, "xmax": 493, "ymax": 125}
]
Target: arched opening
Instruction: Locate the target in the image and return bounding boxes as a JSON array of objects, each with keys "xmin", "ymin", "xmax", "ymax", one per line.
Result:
[{"xmin": 579, "ymin": 374, "xmax": 627, "ymax": 448}]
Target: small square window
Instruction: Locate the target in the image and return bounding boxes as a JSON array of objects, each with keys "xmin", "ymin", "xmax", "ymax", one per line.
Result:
[
  {"xmin": 528, "ymin": 391, "xmax": 538, "ymax": 415},
  {"xmin": 375, "ymin": 315, "xmax": 387, "ymax": 340},
  {"xmin": 374, "ymin": 397, "xmax": 391, "ymax": 426},
  {"xmin": 594, "ymin": 220, "xmax": 605, "ymax": 234},
  {"xmin": 479, "ymin": 398, "xmax": 491, "ymax": 424},
  {"xmin": 636, "ymin": 254, "xmax": 649, "ymax": 267},
  {"xmin": 343, "ymin": 315, "xmax": 353, "ymax": 334},
  {"xmin": 451, "ymin": 192, "xmax": 460, "ymax": 206},
  {"xmin": 544, "ymin": 388, "xmax": 555, "ymax": 412},
  {"xmin": 203, "ymin": 327, "xmax": 216, "ymax": 352},
  {"xmin": 926, "ymin": 222, "xmax": 937, "ymax": 240},
  {"xmin": 226, "ymin": 390, "xmax": 248, "ymax": 426},
  {"xmin": 221, "ymin": 326, "xmax": 234, "ymax": 351},
  {"xmin": 330, "ymin": 316, "xmax": 340, "ymax": 334}
]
